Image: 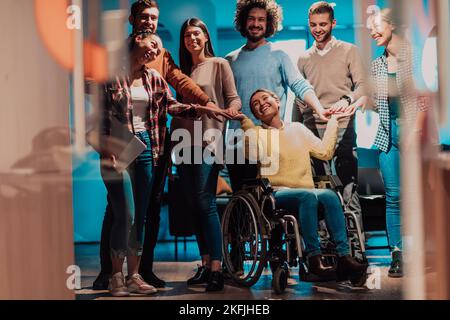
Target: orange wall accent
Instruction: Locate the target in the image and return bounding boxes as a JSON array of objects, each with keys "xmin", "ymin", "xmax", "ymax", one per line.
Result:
[{"xmin": 34, "ymin": 0, "xmax": 108, "ymax": 82}]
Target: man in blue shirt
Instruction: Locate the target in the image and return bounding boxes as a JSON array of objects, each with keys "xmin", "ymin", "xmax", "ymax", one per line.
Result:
[{"xmin": 225, "ymin": 0, "xmax": 328, "ymax": 192}]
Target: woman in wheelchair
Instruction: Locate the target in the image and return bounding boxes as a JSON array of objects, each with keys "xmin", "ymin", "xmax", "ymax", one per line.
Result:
[{"xmin": 234, "ymin": 89, "xmax": 367, "ymax": 284}]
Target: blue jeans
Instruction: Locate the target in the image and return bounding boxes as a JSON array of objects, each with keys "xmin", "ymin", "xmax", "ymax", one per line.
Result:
[
  {"xmin": 178, "ymin": 147, "xmax": 222, "ymax": 261},
  {"xmin": 275, "ymin": 188, "xmax": 349, "ymax": 257},
  {"xmin": 100, "ymin": 131, "xmax": 154, "ymax": 259},
  {"xmin": 379, "ymin": 119, "xmax": 401, "ymax": 251}
]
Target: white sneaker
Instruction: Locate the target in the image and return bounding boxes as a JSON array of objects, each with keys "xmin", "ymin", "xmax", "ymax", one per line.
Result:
[
  {"xmin": 108, "ymin": 272, "xmax": 130, "ymax": 297},
  {"xmin": 127, "ymin": 274, "xmax": 158, "ymax": 295}
]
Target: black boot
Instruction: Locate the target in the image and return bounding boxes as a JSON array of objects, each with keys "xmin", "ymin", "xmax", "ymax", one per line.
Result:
[
  {"xmin": 93, "ymin": 272, "xmax": 110, "ymax": 290},
  {"xmin": 187, "ymin": 266, "xmax": 211, "ymax": 285},
  {"xmin": 336, "ymin": 255, "xmax": 368, "ymax": 287},
  {"xmin": 206, "ymin": 271, "xmax": 224, "ymax": 292},
  {"xmin": 308, "ymin": 255, "xmax": 336, "ymax": 280},
  {"xmin": 141, "ymin": 271, "xmax": 166, "ymax": 288},
  {"xmin": 388, "ymin": 251, "xmax": 403, "ymax": 278}
]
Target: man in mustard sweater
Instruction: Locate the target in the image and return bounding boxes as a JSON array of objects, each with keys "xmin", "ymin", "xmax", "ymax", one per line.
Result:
[{"xmin": 236, "ymin": 89, "xmax": 367, "ymax": 284}]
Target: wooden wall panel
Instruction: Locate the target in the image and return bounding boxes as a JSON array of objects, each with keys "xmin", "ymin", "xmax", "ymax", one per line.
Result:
[{"xmin": 0, "ymin": 0, "xmax": 75, "ymax": 300}]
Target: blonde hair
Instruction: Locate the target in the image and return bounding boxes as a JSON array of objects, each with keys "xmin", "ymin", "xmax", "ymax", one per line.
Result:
[
  {"xmin": 379, "ymin": 8, "xmax": 393, "ymax": 24},
  {"xmin": 380, "ymin": 8, "xmax": 406, "ymax": 35},
  {"xmin": 368, "ymin": 7, "xmax": 405, "ymax": 35}
]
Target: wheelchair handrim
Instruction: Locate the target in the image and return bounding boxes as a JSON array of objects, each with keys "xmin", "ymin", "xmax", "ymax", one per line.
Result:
[{"xmin": 221, "ymin": 192, "xmax": 268, "ymax": 287}]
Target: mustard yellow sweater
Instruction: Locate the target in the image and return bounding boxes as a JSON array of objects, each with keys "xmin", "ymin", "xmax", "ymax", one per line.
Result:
[{"xmin": 241, "ymin": 117, "xmax": 338, "ymax": 189}]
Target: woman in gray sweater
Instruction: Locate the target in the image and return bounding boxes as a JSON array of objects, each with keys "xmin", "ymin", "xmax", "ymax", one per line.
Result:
[{"xmin": 172, "ymin": 17, "xmax": 242, "ymax": 292}]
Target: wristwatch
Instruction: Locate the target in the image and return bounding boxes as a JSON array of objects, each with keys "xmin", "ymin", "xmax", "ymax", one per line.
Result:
[{"xmin": 341, "ymin": 95, "xmax": 352, "ymax": 106}]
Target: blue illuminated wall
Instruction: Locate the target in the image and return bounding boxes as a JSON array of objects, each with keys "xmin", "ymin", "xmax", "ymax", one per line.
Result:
[
  {"xmin": 73, "ymin": 0, "xmax": 447, "ymax": 243},
  {"xmin": 72, "ymin": 0, "xmax": 360, "ymax": 243}
]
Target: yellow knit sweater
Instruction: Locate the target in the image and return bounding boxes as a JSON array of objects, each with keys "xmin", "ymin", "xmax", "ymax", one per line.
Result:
[{"xmin": 241, "ymin": 117, "xmax": 338, "ymax": 189}]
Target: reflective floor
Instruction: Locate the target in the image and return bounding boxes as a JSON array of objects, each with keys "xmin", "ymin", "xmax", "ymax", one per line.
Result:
[{"xmin": 75, "ymin": 232, "xmax": 402, "ymax": 300}]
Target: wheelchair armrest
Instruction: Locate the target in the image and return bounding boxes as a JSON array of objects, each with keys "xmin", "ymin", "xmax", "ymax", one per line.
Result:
[
  {"xmin": 216, "ymin": 196, "xmax": 231, "ymax": 206},
  {"xmin": 313, "ymin": 175, "xmax": 344, "ymax": 191},
  {"xmin": 359, "ymin": 195, "xmax": 386, "ymax": 201},
  {"xmin": 242, "ymin": 178, "xmax": 273, "ymax": 194}
]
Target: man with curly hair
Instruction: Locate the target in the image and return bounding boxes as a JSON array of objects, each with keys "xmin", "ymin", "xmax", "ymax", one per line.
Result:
[
  {"xmin": 225, "ymin": 0, "xmax": 329, "ymax": 192},
  {"xmin": 294, "ymin": 1, "xmax": 367, "ymax": 233}
]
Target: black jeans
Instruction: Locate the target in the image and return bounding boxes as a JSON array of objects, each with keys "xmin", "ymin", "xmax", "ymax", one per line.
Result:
[
  {"xmin": 177, "ymin": 147, "xmax": 222, "ymax": 261},
  {"xmin": 99, "ymin": 139, "xmax": 171, "ymax": 275},
  {"xmin": 308, "ymin": 125, "xmax": 362, "ymax": 220},
  {"xmin": 226, "ymin": 144, "xmax": 259, "ymax": 193}
]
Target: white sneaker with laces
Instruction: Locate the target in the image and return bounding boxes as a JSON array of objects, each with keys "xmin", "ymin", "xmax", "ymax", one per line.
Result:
[
  {"xmin": 127, "ymin": 274, "xmax": 158, "ymax": 294},
  {"xmin": 108, "ymin": 272, "xmax": 130, "ymax": 297}
]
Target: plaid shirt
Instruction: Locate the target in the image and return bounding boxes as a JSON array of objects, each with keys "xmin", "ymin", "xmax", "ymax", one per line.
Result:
[
  {"xmin": 371, "ymin": 42, "xmax": 428, "ymax": 152},
  {"xmin": 102, "ymin": 67, "xmax": 199, "ymax": 165}
]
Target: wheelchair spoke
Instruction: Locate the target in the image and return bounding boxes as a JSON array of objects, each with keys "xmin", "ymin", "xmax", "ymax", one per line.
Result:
[{"xmin": 221, "ymin": 192, "xmax": 268, "ymax": 287}]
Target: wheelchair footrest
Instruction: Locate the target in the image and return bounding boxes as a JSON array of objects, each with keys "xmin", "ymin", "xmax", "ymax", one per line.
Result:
[
  {"xmin": 299, "ymin": 270, "xmax": 337, "ymax": 283},
  {"xmin": 273, "ymin": 209, "xmax": 289, "ymax": 220},
  {"xmin": 298, "ymin": 261, "xmax": 337, "ymax": 283}
]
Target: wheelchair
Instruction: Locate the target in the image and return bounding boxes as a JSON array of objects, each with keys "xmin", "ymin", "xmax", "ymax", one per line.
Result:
[{"xmin": 221, "ymin": 176, "xmax": 367, "ymax": 294}]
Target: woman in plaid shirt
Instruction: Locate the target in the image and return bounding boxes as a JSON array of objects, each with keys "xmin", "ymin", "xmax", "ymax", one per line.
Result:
[
  {"xmin": 367, "ymin": 8, "xmax": 428, "ymax": 278},
  {"xmin": 100, "ymin": 31, "xmax": 230, "ymax": 297}
]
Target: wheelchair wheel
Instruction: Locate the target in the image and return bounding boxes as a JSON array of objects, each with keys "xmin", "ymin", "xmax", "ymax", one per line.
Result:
[
  {"xmin": 272, "ymin": 263, "xmax": 289, "ymax": 294},
  {"xmin": 222, "ymin": 191, "xmax": 268, "ymax": 287}
]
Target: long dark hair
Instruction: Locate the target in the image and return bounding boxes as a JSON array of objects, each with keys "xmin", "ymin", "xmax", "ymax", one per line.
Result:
[{"xmin": 179, "ymin": 18, "xmax": 215, "ymax": 76}]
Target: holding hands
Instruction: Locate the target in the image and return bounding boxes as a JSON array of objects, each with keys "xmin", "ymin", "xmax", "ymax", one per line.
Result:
[
  {"xmin": 194, "ymin": 103, "xmax": 234, "ymax": 122},
  {"xmin": 315, "ymin": 107, "xmax": 334, "ymax": 122},
  {"xmin": 317, "ymin": 96, "xmax": 366, "ymax": 121},
  {"xmin": 224, "ymin": 106, "xmax": 241, "ymax": 118},
  {"xmin": 329, "ymin": 98, "xmax": 352, "ymax": 114},
  {"xmin": 331, "ymin": 95, "xmax": 371, "ymax": 115},
  {"xmin": 230, "ymin": 112, "xmax": 247, "ymax": 121},
  {"xmin": 213, "ymin": 95, "xmax": 370, "ymax": 123}
]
